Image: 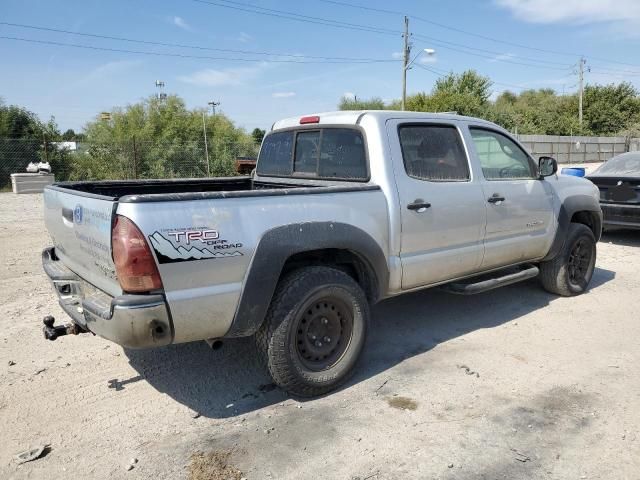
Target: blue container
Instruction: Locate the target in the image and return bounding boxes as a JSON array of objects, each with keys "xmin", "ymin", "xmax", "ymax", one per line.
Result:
[{"xmin": 561, "ymin": 167, "xmax": 586, "ymax": 177}]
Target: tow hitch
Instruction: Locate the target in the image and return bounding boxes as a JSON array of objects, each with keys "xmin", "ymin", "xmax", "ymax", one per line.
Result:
[{"xmin": 42, "ymin": 315, "xmax": 86, "ymax": 341}]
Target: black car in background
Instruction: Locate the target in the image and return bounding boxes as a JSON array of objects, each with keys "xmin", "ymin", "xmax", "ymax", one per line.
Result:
[{"xmin": 587, "ymin": 152, "xmax": 640, "ymax": 230}]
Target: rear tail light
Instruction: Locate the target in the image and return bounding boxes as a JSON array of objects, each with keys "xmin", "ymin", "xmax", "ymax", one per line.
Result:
[{"xmin": 112, "ymin": 215, "xmax": 163, "ymax": 292}]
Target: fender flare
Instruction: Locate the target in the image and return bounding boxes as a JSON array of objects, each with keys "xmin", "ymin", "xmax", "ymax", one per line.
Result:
[
  {"xmin": 225, "ymin": 222, "xmax": 389, "ymax": 338},
  {"xmin": 543, "ymin": 194, "xmax": 603, "ymax": 262}
]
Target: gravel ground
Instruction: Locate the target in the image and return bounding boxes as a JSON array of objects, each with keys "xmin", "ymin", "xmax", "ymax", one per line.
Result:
[{"xmin": 1, "ymin": 190, "xmax": 639, "ymax": 480}]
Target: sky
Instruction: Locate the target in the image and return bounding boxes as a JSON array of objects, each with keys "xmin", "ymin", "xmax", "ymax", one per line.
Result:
[{"xmin": 1, "ymin": 0, "xmax": 640, "ymax": 133}]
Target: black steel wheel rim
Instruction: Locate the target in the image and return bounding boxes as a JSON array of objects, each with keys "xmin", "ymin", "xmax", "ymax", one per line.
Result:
[
  {"xmin": 294, "ymin": 295, "xmax": 354, "ymax": 372},
  {"xmin": 568, "ymin": 238, "xmax": 592, "ymax": 286}
]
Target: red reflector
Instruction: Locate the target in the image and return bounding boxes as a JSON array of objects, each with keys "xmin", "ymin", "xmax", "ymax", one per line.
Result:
[
  {"xmin": 299, "ymin": 115, "xmax": 320, "ymax": 124},
  {"xmin": 112, "ymin": 215, "xmax": 163, "ymax": 293}
]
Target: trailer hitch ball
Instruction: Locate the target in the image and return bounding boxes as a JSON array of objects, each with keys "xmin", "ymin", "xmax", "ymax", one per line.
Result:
[{"xmin": 42, "ymin": 315, "xmax": 82, "ymax": 341}]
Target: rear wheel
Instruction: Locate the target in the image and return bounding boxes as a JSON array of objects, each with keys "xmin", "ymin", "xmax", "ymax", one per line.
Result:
[
  {"xmin": 540, "ymin": 223, "xmax": 596, "ymax": 296},
  {"xmin": 256, "ymin": 266, "xmax": 369, "ymax": 397}
]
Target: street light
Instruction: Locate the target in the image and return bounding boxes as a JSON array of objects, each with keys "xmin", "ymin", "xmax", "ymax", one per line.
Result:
[{"xmin": 402, "ymin": 48, "xmax": 436, "ymax": 110}]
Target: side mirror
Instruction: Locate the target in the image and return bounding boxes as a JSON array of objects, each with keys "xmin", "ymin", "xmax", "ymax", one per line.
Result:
[{"xmin": 538, "ymin": 156, "xmax": 557, "ymax": 178}]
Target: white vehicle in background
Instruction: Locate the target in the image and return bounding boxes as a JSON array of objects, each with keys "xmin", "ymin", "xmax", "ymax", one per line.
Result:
[{"xmin": 41, "ymin": 111, "xmax": 602, "ymax": 397}]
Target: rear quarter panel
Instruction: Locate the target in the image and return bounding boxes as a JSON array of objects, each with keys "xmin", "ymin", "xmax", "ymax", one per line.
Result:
[{"xmin": 116, "ymin": 189, "xmax": 389, "ymax": 343}]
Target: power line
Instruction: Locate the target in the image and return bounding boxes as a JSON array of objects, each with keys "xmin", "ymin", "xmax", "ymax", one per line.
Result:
[
  {"xmin": 0, "ymin": 35, "xmax": 400, "ymax": 64},
  {"xmin": 412, "ymin": 35, "xmax": 571, "ymax": 71},
  {"xmin": 189, "ymin": 0, "xmax": 581, "ymax": 72},
  {"xmin": 190, "ymin": 0, "xmax": 398, "ymax": 36},
  {"xmin": 0, "ymin": 21, "xmax": 397, "ymax": 62},
  {"xmin": 411, "ymin": 34, "xmax": 570, "ymax": 67},
  {"xmin": 314, "ymin": 0, "xmax": 640, "ymax": 70}
]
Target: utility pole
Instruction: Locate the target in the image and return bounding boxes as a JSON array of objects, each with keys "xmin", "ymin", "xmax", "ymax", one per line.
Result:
[
  {"xmin": 202, "ymin": 111, "xmax": 210, "ymax": 177},
  {"xmin": 207, "ymin": 101, "xmax": 220, "ymax": 173},
  {"xmin": 208, "ymin": 101, "xmax": 220, "ymax": 116},
  {"xmin": 578, "ymin": 56, "xmax": 588, "ymax": 126},
  {"xmin": 401, "ymin": 16, "xmax": 410, "ymax": 111}
]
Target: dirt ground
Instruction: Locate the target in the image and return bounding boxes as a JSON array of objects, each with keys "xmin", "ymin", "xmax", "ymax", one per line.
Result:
[{"xmin": 1, "ymin": 191, "xmax": 639, "ymax": 480}]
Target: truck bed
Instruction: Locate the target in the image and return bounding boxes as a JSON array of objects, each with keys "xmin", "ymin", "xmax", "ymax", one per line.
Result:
[{"xmin": 47, "ymin": 177, "xmax": 377, "ymax": 203}]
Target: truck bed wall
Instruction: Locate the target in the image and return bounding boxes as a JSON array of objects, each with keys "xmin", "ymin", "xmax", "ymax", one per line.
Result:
[{"xmin": 115, "ymin": 187, "xmax": 390, "ymax": 343}]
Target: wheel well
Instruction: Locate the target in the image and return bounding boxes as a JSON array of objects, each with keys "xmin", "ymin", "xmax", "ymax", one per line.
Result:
[
  {"xmin": 571, "ymin": 211, "xmax": 601, "ymax": 238},
  {"xmin": 281, "ymin": 249, "xmax": 378, "ymax": 302}
]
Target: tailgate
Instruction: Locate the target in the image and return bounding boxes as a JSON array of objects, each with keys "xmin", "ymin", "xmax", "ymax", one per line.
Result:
[{"xmin": 43, "ymin": 187, "xmax": 121, "ymax": 296}]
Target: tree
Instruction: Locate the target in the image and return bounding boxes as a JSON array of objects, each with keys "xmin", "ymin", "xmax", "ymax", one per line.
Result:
[
  {"xmin": 78, "ymin": 94, "xmax": 256, "ymax": 179},
  {"xmin": 0, "ymin": 101, "xmax": 50, "ymax": 188},
  {"xmin": 583, "ymin": 83, "xmax": 640, "ymax": 135},
  {"xmin": 252, "ymin": 128, "xmax": 266, "ymax": 145},
  {"xmin": 62, "ymin": 128, "xmax": 83, "ymax": 141},
  {"xmin": 0, "ymin": 100, "xmax": 42, "ymax": 139},
  {"xmin": 338, "ymin": 96, "xmax": 386, "ymax": 110},
  {"xmin": 433, "ymin": 70, "xmax": 493, "ymax": 104}
]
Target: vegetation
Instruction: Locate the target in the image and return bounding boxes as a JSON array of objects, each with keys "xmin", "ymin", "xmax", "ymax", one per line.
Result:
[
  {"xmin": 0, "ymin": 94, "xmax": 259, "ymax": 187},
  {"xmin": 338, "ymin": 70, "xmax": 640, "ymax": 136},
  {"xmin": 76, "ymin": 95, "xmax": 258, "ymax": 180},
  {"xmin": 0, "ymin": 99, "xmax": 71, "ymax": 189}
]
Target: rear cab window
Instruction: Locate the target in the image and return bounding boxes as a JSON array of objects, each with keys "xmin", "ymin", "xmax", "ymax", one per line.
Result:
[{"xmin": 257, "ymin": 128, "xmax": 368, "ymax": 181}]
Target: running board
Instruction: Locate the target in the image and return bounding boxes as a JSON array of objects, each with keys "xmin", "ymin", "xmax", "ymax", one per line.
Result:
[{"xmin": 440, "ymin": 265, "xmax": 539, "ymax": 295}]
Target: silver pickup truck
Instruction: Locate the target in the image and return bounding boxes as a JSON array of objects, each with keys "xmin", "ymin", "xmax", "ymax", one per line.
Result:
[{"xmin": 42, "ymin": 111, "xmax": 602, "ymax": 396}]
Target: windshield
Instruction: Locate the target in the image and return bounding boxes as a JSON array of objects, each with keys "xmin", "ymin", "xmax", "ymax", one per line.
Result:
[{"xmin": 594, "ymin": 153, "xmax": 640, "ymax": 175}]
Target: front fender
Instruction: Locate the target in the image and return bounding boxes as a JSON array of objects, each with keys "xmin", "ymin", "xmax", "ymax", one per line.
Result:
[{"xmin": 543, "ymin": 194, "xmax": 602, "ymax": 261}]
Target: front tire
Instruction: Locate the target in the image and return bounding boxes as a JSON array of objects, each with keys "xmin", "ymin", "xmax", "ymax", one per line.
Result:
[
  {"xmin": 256, "ymin": 266, "xmax": 369, "ymax": 397},
  {"xmin": 540, "ymin": 223, "xmax": 597, "ymax": 296}
]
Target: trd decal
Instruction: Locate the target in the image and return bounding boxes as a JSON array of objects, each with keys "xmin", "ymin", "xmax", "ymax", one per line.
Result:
[
  {"xmin": 149, "ymin": 231, "xmax": 243, "ymax": 264},
  {"xmin": 167, "ymin": 229, "xmax": 219, "ymax": 244}
]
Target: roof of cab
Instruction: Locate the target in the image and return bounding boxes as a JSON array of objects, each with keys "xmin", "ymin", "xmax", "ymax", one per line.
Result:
[{"xmin": 271, "ymin": 110, "xmax": 498, "ymax": 131}]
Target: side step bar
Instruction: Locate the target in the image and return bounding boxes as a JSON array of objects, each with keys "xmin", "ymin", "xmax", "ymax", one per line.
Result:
[{"xmin": 441, "ymin": 265, "xmax": 539, "ymax": 295}]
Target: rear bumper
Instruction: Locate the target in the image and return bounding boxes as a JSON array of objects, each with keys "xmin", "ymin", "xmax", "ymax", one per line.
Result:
[
  {"xmin": 601, "ymin": 203, "xmax": 640, "ymax": 229},
  {"xmin": 42, "ymin": 247, "xmax": 173, "ymax": 349}
]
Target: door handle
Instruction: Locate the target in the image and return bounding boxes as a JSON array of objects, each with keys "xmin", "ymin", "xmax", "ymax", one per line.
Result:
[
  {"xmin": 407, "ymin": 200, "xmax": 431, "ymax": 212},
  {"xmin": 61, "ymin": 207, "xmax": 74, "ymax": 222},
  {"xmin": 487, "ymin": 194, "xmax": 505, "ymax": 204}
]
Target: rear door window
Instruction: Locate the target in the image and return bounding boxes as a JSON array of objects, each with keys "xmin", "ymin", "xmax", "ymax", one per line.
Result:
[
  {"xmin": 398, "ymin": 124, "xmax": 470, "ymax": 181},
  {"xmin": 257, "ymin": 131, "xmax": 293, "ymax": 176},
  {"xmin": 258, "ymin": 128, "xmax": 368, "ymax": 180},
  {"xmin": 318, "ymin": 129, "xmax": 367, "ymax": 179}
]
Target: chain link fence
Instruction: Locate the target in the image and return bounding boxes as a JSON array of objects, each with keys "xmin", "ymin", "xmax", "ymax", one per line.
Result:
[{"xmin": 0, "ymin": 138, "xmax": 260, "ymax": 190}]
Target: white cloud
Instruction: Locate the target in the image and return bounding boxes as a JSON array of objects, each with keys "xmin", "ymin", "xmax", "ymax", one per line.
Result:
[
  {"xmin": 75, "ymin": 60, "xmax": 142, "ymax": 86},
  {"xmin": 418, "ymin": 55, "xmax": 437, "ymax": 65},
  {"xmin": 342, "ymin": 92, "xmax": 356, "ymax": 100},
  {"xmin": 495, "ymin": 0, "xmax": 640, "ymax": 26},
  {"xmin": 489, "ymin": 52, "xmax": 517, "ymax": 63},
  {"xmin": 272, "ymin": 92, "xmax": 296, "ymax": 98},
  {"xmin": 178, "ymin": 64, "xmax": 267, "ymax": 87},
  {"xmin": 391, "ymin": 52, "xmax": 404, "ymax": 59},
  {"xmin": 238, "ymin": 32, "xmax": 253, "ymax": 43},
  {"xmin": 172, "ymin": 16, "xmax": 191, "ymax": 31}
]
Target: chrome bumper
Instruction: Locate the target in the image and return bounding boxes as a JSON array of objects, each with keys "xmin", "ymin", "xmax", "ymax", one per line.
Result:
[{"xmin": 42, "ymin": 247, "xmax": 173, "ymax": 349}]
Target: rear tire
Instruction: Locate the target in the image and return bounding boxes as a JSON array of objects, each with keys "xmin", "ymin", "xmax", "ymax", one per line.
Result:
[
  {"xmin": 540, "ymin": 223, "xmax": 596, "ymax": 296},
  {"xmin": 256, "ymin": 266, "xmax": 369, "ymax": 397}
]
